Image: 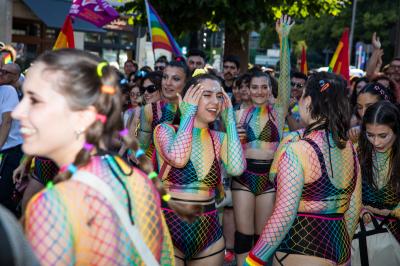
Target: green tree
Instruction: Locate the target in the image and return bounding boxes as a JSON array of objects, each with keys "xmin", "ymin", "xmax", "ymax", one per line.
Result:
[{"xmin": 120, "ymin": 0, "xmax": 350, "ymax": 68}]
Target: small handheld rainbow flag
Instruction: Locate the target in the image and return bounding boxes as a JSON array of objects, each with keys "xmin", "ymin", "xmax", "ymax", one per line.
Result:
[
  {"xmin": 144, "ymin": 0, "xmax": 182, "ymax": 59},
  {"xmin": 328, "ymin": 28, "xmax": 349, "ymax": 81},
  {"xmin": 300, "ymin": 46, "xmax": 308, "ymax": 75},
  {"xmin": 53, "ymin": 15, "xmax": 75, "ymax": 50}
]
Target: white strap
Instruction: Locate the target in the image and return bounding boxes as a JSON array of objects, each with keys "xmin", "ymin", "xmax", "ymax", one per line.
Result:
[{"xmin": 72, "ymin": 171, "xmax": 160, "ymax": 266}]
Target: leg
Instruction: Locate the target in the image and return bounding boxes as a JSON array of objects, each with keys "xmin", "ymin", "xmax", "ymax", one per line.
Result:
[
  {"xmin": 232, "ymin": 180, "xmax": 255, "ymax": 266},
  {"xmin": 189, "ymin": 237, "xmax": 225, "ymax": 266},
  {"xmin": 255, "ymin": 192, "xmax": 276, "ymax": 235},
  {"xmin": 222, "ymin": 207, "xmax": 235, "ymax": 250}
]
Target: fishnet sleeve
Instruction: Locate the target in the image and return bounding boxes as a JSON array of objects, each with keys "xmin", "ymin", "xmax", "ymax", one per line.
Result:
[
  {"xmin": 245, "ymin": 144, "xmax": 304, "ymax": 265},
  {"xmin": 153, "ymin": 102, "xmax": 197, "ymax": 168},
  {"xmin": 274, "ymin": 25, "xmax": 292, "ymax": 138},
  {"xmin": 392, "ymin": 203, "xmax": 400, "ymax": 218},
  {"xmin": 138, "ymin": 104, "xmax": 153, "ymax": 152},
  {"xmin": 25, "ymin": 189, "xmax": 75, "ymax": 266},
  {"xmin": 220, "ymin": 107, "xmax": 246, "ymax": 176}
]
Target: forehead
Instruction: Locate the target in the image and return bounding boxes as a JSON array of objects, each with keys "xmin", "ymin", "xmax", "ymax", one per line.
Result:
[
  {"xmin": 391, "ymin": 59, "xmax": 400, "ymax": 66},
  {"xmin": 188, "ymin": 56, "xmax": 204, "ymax": 63},
  {"xmin": 200, "ymin": 79, "xmax": 221, "ymax": 91},
  {"xmin": 250, "ymin": 76, "xmax": 269, "ymax": 86},
  {"xmin": 366, "ymin": 123, "xmax": 393, "ymax": 134},
  {"xmin": 164, "ymin": 66, "xmax": 185, "ymax": 76},
  {"xmin": 357, "ymin": 92, "xmax": 379, "ymax": 103},
  {"xmin": 291, "ymin": 77, "xmax": 306, "ymax": 84},
  {"xmin": 223, "ymin": 61, "xmax": 237, "ymax": 68}
]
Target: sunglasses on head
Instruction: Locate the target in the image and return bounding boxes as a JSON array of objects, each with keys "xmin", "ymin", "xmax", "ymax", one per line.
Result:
[
  {"xmin": 291, "ymin": 82, "xmax": 304, "ymax": 89},
  {"xmin": 141, "ymin": 84, "xmax": 158, "ymax": 93}
]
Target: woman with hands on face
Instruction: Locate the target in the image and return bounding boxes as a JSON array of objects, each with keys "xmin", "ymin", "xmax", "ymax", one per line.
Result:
[{"xmin": 153, "ymin": 74, "xmax": 245, "ymax": 266}]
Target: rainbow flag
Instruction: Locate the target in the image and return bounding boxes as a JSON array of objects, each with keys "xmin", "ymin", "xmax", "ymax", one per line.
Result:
[
  {"xmin": 328, "ymin": 28, "xmax": 349, "ymax": 81},
  {"xmin": 144, "ymin": 0, "xmax": 182, "ymax": 58},
  {"xmin": 2, "ymin": 52, "xmax": 12, "ymax": 64},
  {"xmin": 300, "ymin": 46, "xmax": 308, "ymax": 75},
  {"xmin": 53, "ymin": 15, "xmax": 75, "ymax": 50}
]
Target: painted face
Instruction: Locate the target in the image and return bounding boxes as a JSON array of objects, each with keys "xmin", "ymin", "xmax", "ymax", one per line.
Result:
[
  {"xmin": 187, "ymin": 56, "xmax": 205, "ymax": 73},
  {"xmin": 11, "ymin": 62, "xmax": 83, "ymax": 161},
  {"xmin": 161, "ymin": 66, "xmax": 186, "ymax": 101},
  {"xmin": 129, "ymin": 86, "xmax": 141, "ymax": 108},
  {"xmin": 290, "ymin": 77, "xmax": 306, "ymax": 100},
  {"xmin": 142, "ymin": 78, "xmax": 160, "ymax": 104},
  {"xmin": 357, "ymin": 92, "xmax": 380, "ymax": 119},
  {"xmin": 223, "ymin": 61, "xmax": 239, "ymax": 81},
  {"xmin": 366, "ymin": 123, "xmax": 396, "ymax": 152},
  {"xmin": 249, "ymin": 76, "xmax": 271, "ymax": 106},
  {"xmin": 239, "ymin": 81, "xmax": 250, "ymax": 101},
  {"xmin": 195, "ymin": 79, "xmax": 223, "ymax": 127}
]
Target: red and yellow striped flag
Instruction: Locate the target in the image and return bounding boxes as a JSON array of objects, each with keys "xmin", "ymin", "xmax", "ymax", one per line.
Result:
[
  {"xmin": 300, "ymin": 46, "xmax": 308, "ymax": 75},
  {"xmin": 328, "ymin": 28, "xmax": 349, "ymax": 81},
  {"xmin": 53, "ymin": 15, "xmax": 75, "ymax": 50}
]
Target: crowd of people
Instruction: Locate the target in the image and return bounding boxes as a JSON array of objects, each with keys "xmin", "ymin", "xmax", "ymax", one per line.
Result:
[{"xmin": 0, "ymin": 14, "xmax": 399, "ymax": 266}]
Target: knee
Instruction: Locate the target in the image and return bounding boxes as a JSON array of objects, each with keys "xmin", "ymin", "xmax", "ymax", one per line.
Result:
[{"xmin": 234, "ymin": 231, "xmax": 254, "ymax": 254}]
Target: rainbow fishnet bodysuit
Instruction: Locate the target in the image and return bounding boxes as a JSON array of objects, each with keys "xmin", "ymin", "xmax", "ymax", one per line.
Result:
[
  {"xmin": 138, "ymin": 101, "xmax": 178, "ymax": 161},
  {"xmin": 154, "ymin": 103, "xmax": 245, "ymax": 259},
  {"xmin": 234, "ymin": 27, "xmax": 291, "ymax": 196},
  {"xmin": 245, "ymin": 130, "xmax": 362, "ymax": 266},
  {"xmin": 31, "ymin": 157, "xmax": 58, "ymax": 185},
  {"xmin": 25, "ymin": 155, "xmax": 174, "ymax": 266},
  {"xmin": 362, "ymin": 149, "xmax": 400, "ymax": 243}
]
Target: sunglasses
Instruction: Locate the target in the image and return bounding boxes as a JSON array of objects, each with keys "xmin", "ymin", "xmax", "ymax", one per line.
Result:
[
  {"xmin": 141, "ymin": 84, "xmax": 158, "ymax": 93},
  {"xmin": 291, "ymin": 82, "xmax": 304, "ymax": 89},
  {"xmin": 130, "ymin": 92, "xmax": 141, "ymax": 97},
  {"xmin": 154, "ymin": 66, "xmax": 165, "ymax": 71}
]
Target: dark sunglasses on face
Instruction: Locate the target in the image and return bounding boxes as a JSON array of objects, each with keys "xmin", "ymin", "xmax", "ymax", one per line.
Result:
[
  {"xmin": 154, "ymin": 66, "xmax": 165, "ymax": 71},
  {"xmin": 291, "ymin": 82, "xmax": 304, "ymax": 89},
  {"xmin": 130, "ymin": 92, "xmax": 141, "ymax": 97},
  {"xmin": 142, "ymin": 84, "xmax": 158, "ymax": 94}
]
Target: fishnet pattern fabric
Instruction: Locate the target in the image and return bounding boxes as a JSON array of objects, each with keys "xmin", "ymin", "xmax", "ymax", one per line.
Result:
[
  {"xmin": 249, "ymin": 130, "xmax": 361, "ymax": 263},
  {"xmin": 278, "ymin": 214, "xmax": 351, "ymax": 264},
  {"xmin": 245, "ymin": 107, "xmax": 280, "ymax": 143},
  {"xmin": 32, "ymin": 157, "xmax": 58, "ymax": 185},
  {"xmin": 162, "ymin": 207, "xmax": 222, "ymax": 260},
  {"xmin": 363, "ymin": 150, "xmax": 400, "ymax": 243},
  {"xmin": 235, "ymin": 162, "xmax": 273, "ymax": 195},
  {"xmin": 25, "ymin": 155, "xmax": 174, "ymax": 266}
]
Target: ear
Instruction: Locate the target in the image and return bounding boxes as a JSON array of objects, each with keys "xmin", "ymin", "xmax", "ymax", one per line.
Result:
[
  {"xmin": 304, "ymin": 95, "xmax": 312, "ymax": 111},
  {"xmin": 73, "ymin": 105, "xmax": 97, "ymax": 131}
]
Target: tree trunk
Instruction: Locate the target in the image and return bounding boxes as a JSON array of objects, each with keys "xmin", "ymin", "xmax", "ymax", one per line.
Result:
[{"xmin": 224, "ymin": 24, "xmax": 250, "ymax": 73}]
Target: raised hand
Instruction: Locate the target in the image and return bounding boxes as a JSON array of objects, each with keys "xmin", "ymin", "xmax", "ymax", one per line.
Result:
[
  {"xmin": 221, "ymin": 89, "xmax": 233, "ymax": 111},
  {"xmin": 275, "ymin": 14, "xmax": 295, "ymax": 37},
  {"xmin": 371, "ymin": 32, "xmax": 381, "ymax": 50},
  {"xmin": 177, "ymin": 83, "xmax": 203, "ymax": 107}
]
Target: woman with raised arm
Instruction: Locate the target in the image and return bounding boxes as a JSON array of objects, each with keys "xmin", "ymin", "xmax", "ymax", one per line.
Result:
[
  {"xmin": 154, "ymin": 74, "xmax": 245, "ymax": 265},
  {"xmin": 244, "ymin": 72, "xmax": 362, "ymax": 266},
  {"xmin": 138, "ymin": 60, "xmax": 189, "ymax": 164},
  {"xmin": 12, "ymin": 49, "xmax": 176, "ymax": 265},
  {"xmin": 231, "ymin": 15, "xmax": 293, "ymax": 265},
  {"xmin": 352, "ymin": 101, "xmax": 400, "ymax": 265}
]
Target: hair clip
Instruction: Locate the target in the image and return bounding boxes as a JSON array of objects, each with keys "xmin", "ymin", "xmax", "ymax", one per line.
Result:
[
  {"xmin": 97, "ymin": 62, "xmax": 108, "ymax": 77},
  {"xmin": 101, "ymin": 85, "xmax": 116, "ymax": 94},
  {"xmin": 46, "ymin": 181, "xmax": 54, "ymax": 189},
  {"xmin": 83, "ymin": 142, "xmax": 94, "ymax": 151},
  {"xmin": 192, "ymin": 68, "xmax": 207, "ymax": 77},
  {"xmin": 136, "ymin": 70, "xmax": 147, "ymax": 78},
  {"xmin": 96, "ymin": 114, "xmax": 107, "ymax": 124},
  {"xmin": 319, "ymin": 80, "xmax": 330, "ymax": 92},
  {"xmin": 119, "ymin": 128, "xmax": 129, "ymax": 137},
  {"xmin": 162, "ymin": 194, "xmax": 171, "ymax": 202},
  {"xmin": 135, "ymin": 149, "xmax": 145, "ymax": 158},
  {"xmin": 148, "ymin": 171, "xmax": 158, "ymax": 180},
  {"xmin": 60, "ymin": 163, "xmax": 78, "ymax": 174}
]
